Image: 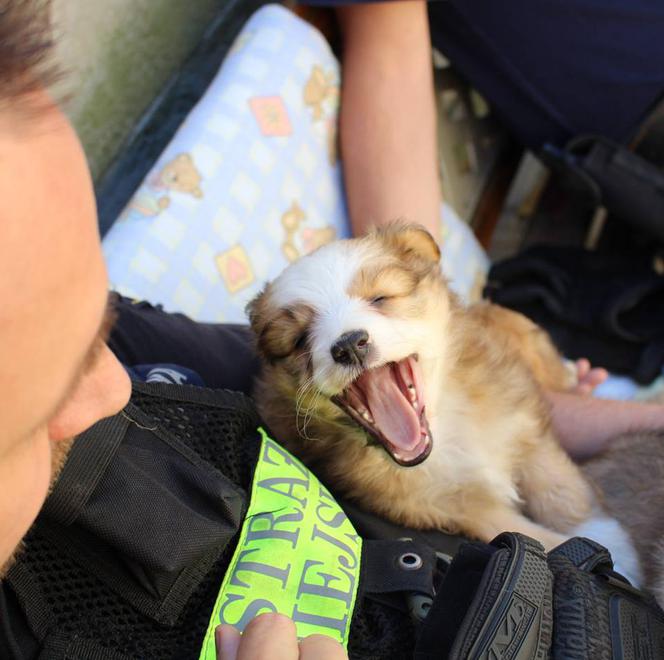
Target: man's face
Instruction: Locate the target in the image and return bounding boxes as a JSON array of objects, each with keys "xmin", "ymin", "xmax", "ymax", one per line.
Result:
[{"xmin": 0, "ymin": 95, "xmax": 131, "ymax": 571}]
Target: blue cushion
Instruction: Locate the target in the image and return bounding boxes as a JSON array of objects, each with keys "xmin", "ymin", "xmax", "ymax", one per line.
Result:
[{"xmin": 102, "ymin": 4, "xmax": 489, "ymax": 323}]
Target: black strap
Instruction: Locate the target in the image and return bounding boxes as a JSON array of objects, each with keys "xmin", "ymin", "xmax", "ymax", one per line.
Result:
[
  {"xmin": 548, "ymin": 536, "xmax": 613, "ymax": 573},
  {"xmin": 453, "ymin": 534, "xmax": 552, "ymax": 660},
  {"xmin": 548, "ymin": 539, "xmax": 664, "ymax": 659},
  {"xmin": 542, "ymin": 135, "xmax": 664, "ymax": 242},
  {"xmin": 361, "ymin": 540, "xmax": 438, "ymax": 599},
  {"xmin": 415, "ymin": 533, "xmax": 553, "ymax": 660},
  {"xmin": 5, "ymin": 564, "xmax": 53, "ymax": 646},
  {"xmin": 129, "ymin": 380, "xmax": 259, "ymax": 419},
  {"xmin": 0, "ymin": 581, "xmax": 38, "ymax": 660},
  {"xmin": 41, "ymin": 414, "xmax": 129, "ymax": 525}
]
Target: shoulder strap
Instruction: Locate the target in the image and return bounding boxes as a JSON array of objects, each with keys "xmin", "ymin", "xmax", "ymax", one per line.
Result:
[
  {"xmin": 548, "ymin": 536, "xmax": 613, "ymax": 573},
  {"xmin": 415, "ymin": 533, "xmax": 552, "ymax": 660}
]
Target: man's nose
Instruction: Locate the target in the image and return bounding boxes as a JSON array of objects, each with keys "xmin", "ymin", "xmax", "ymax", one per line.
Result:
[
  {"xmin": 47, "ymin": 345, "xmax": 131, "ymax": 442},
  {"xmin": 330, "ymin": 329, "xmax": 370, "ymax": 366}
]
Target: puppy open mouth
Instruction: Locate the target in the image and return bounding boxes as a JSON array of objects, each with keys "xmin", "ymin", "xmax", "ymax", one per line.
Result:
[{"xmin": 332, "ymin": 355, "xmax": 433, "ymax": 467}]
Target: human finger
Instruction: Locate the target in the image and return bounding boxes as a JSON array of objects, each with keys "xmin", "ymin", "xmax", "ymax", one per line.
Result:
[
  {"xmin": 236, "ymin": 613, "xmax": 300, "ymax": 660},
  {"xmin": 299, "ymin": 634, "xmax": 348, "ymax": 659},
  {"xmin": 575, "ymin": 358, "xmax": 590, "ymax": 380},
  {"xmin": 587, "ymin": 367, "xmax": 608, "ymax": 387},
  {"xmin": 215, "ymin": 624, "xmax": 241, "ymax": 660}
]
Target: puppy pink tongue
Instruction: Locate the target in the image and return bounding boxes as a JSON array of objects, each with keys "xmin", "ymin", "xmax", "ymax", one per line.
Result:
[{"xmin": 356, "ymin": 362, "xmax": 420, "ymax": 451}]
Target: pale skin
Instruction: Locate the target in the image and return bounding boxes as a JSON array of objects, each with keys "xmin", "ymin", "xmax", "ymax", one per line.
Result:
[
  {"xmin": 336, "ymin": 1, "xmax": 441, "ymax": 241},
  {"xmin": 0, "ymin": 93, "xmax": 131, "ymax": 571},
  {"xmin": 547, "ymin": 390, "xmax": 664, "ymax": 460}
]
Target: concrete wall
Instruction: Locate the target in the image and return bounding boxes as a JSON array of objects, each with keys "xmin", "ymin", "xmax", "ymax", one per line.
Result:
[{"xmin": 52, "ymin": 0, "xmax": 219, "ymax": 180}]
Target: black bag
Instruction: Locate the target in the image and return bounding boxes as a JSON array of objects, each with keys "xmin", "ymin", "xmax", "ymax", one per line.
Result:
[
  {"xmin": 415, "ymin": 533, "xmax": 664, "ymax": 660},
  {"xmin": 484, "ymin": 245, "xmax": 664, "ymax": 384},
  {"xmin": 542, "ymin": 135, "xmax": 664, "ymax": 243}
]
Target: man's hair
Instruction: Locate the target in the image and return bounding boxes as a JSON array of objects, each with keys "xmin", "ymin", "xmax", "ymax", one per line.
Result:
[{"xmin": 0, "ymin": 0, "xmax": 58, "ymax": 106}]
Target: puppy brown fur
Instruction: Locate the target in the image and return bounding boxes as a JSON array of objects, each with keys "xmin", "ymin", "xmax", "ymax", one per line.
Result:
[
  {"xmin": 467, "ymin": 303, "xmax": 576, "ymax": 393},
  {"xmin": 249, "ymin": 225, "xmax": 592, "ymax": 550}
]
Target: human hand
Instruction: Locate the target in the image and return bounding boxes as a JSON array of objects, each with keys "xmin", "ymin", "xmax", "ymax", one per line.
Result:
[
  {"xmin": 215, "ymin": 613, "xmax": 348, "ymax": 660},
  {"xmin": 569, "ymin": 358, "xmax": 608, "ymax": 396}
]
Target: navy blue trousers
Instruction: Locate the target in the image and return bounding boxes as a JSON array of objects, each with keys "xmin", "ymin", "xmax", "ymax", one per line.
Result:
[{"xmin": 309, "ymin": 0, "xmax": 664, "ymax": 149}]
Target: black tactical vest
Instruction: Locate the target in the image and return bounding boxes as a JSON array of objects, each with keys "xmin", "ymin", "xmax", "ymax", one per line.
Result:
[
  {"xmin": 1, "ymin": 382, "xmax": 415, "ymax": 659},
  {"xmin": 3, "ymin": 382, "xmax": 663, "ymax": 659}
]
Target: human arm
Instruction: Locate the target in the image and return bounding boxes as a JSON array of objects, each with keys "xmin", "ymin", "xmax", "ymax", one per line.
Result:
[
  {"xmin": 215, "ymin": 613, "xmax": 347, "ymax": 659},
  {"xmin": 335, "ymin": 1, "xmax": 442, "ymax": 241},
  {"xmin": 546, "ymin": 391, "xmax": 664, "ymax": 460}
]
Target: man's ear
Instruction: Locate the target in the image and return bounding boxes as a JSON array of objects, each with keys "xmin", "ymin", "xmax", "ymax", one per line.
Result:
[{"xmin": 379, "ymin": 223, "xmax": 441, "ymax": 265}]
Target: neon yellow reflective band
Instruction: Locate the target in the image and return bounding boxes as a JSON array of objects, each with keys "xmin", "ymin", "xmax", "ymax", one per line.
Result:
[{"xmin": 198, "ymin": 428, "xmax": 362, "ymax": 659}]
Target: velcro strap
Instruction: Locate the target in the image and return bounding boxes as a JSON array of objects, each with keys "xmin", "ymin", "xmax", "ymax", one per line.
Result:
[
  {"xmin": 361, "ymin": 540, "xmax": 437, "ymax": 598},
  {"xmin": 453, "ymin": 533, "xmax": 552, "ymax": 660},
  {"xmin": 548, "ymin": 536, "xmax": 613, "ymax": 573},
  {"xmin": 415, "ymin": 532, "xmax": 553, "ymax": 660},
  {"xmin": 548, "ymin": 539, "xmax": 664, "ymax": 658}
]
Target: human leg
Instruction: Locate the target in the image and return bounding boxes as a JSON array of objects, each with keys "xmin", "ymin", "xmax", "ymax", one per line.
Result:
[
  {"xmin": 336, "ymin": 1, "xmax": 441, "ymax": 240},
  {"xmin": 428, "ymin": 0, "xmax": 664, "ymax": 149},
  {"xmin": 109, "ymin": 294, "xmax": 260, "ymax": 395}
]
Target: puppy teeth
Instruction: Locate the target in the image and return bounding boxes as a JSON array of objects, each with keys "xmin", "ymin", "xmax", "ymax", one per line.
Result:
[{"xmin": 407, "ymin": 384, "xmax": 417, "ymax": 406}]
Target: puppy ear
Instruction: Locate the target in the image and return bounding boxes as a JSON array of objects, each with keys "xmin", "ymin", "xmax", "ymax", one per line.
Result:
[
  {"xmin": 246, "ymin": 285, "xmax": 269, "ymax": 337},
  {"xmin": 380, "ymin": 223, "xmax": 441, "ymax": 265},
  {"xmin": 246, "ymin": 287, "xmax": 275, "ymax": 362}
]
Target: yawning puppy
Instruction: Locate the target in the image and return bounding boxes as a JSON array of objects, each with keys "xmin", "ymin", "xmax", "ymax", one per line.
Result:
[{"xmin": 248, "ymin": 225, "xmax": 592, "ymax": 550}]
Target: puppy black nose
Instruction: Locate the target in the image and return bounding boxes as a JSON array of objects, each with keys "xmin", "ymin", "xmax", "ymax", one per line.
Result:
[{"xmin": 331, "ymin": 330, "xmax": 370, "ymax": 366}]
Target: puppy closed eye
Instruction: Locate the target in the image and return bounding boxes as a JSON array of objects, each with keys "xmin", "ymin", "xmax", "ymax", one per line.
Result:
[
  {"xmin": 294, "ymin": 332, "xmax": 309, "ymax": 350},
  {"xmin": 258, "ymin": 305, "xmax": 314, "ymax": 360},
  {"xmin": 370, "ymin": 296, "xmax": 389, "ymax": 307},
  {"xmin": 351, "ymin": 264, "xmax": 420, "ymax": 305}
]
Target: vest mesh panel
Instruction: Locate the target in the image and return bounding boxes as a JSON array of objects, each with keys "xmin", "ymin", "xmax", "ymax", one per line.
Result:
[{"xmin": 16, "ymin": 388, "xmax": 415, "ymax": 659}]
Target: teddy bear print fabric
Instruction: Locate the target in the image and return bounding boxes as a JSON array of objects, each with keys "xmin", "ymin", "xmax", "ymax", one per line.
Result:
[{"xmin": 102, "ymin": 4, "xmax": 489, "ymax": 323}]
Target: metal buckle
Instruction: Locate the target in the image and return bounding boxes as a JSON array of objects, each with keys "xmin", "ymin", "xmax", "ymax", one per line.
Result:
[{"xmin": 406, "ymin": 550, "xmax": 453, "ymax": 623}]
